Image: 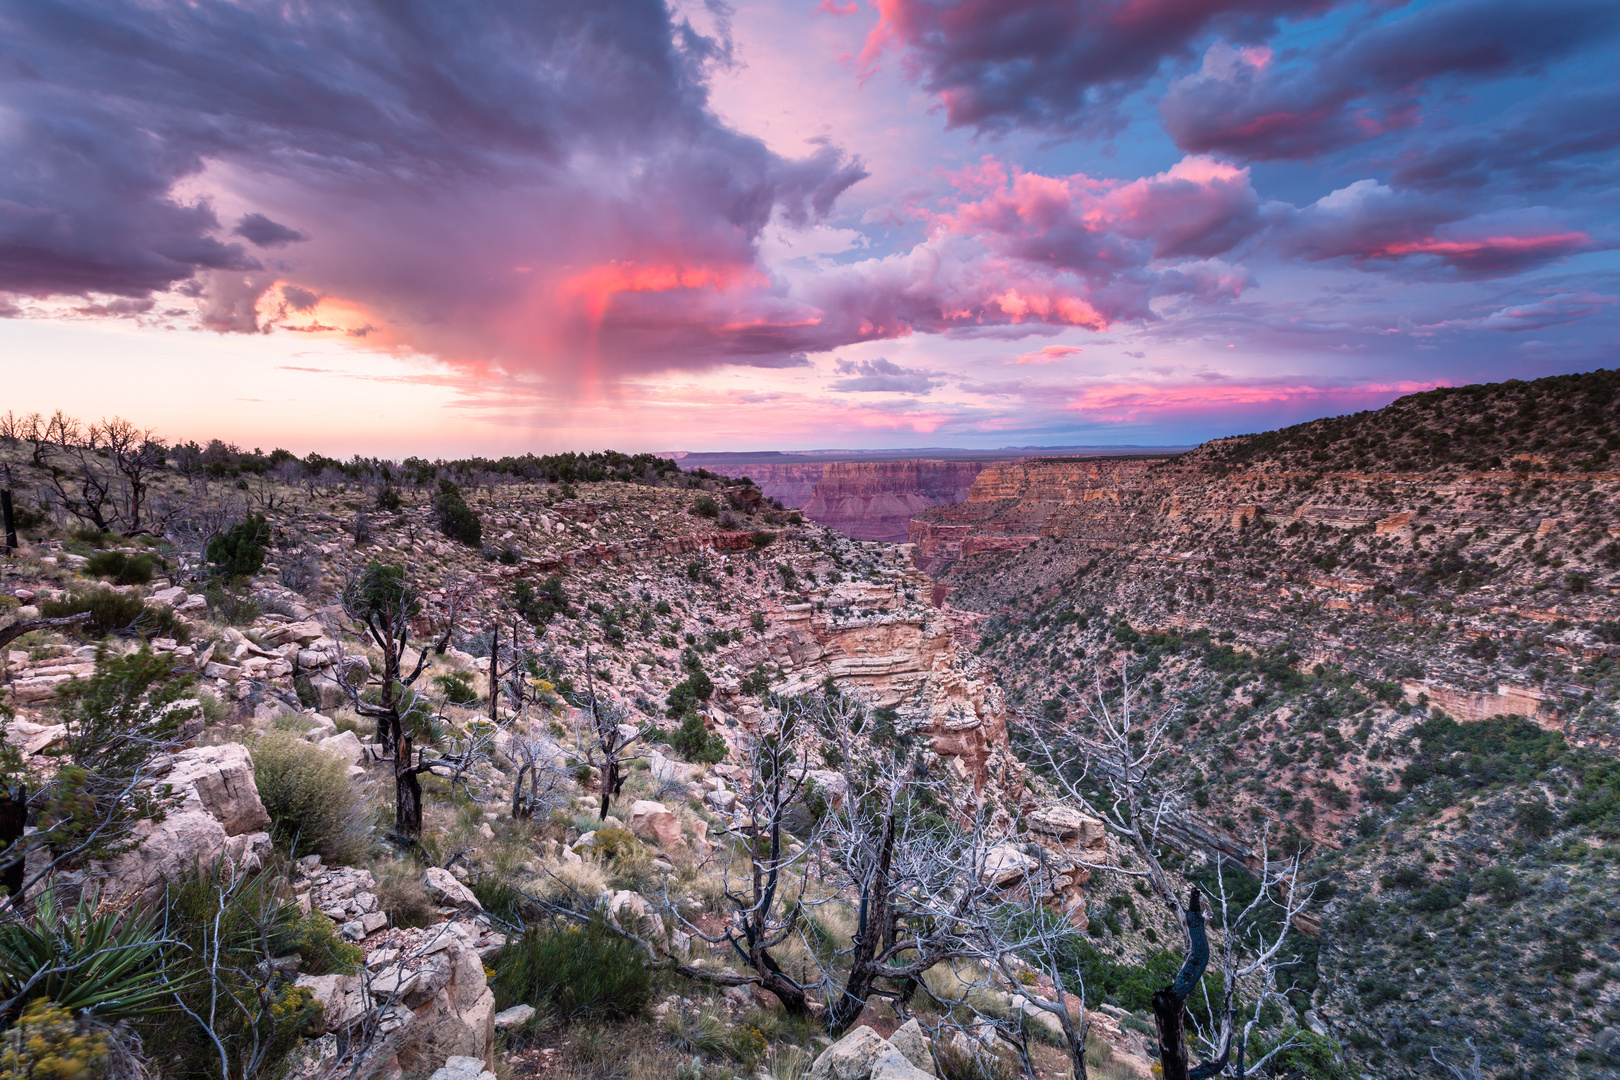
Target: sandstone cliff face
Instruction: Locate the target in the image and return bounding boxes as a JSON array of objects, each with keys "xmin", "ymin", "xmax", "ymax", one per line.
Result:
[
  {"xmin": 802, "ymin": 460, "xmax": 987, "ymax": 541},
  {"xmin": 713, "ymin": 463, "xmax": 826, "ymax": 508},
  {"xmin": 711, "ymin": 564, "xmax": 1016, "ymax": 794},
  {"xmin": 713, "ymin": 460, "xmax": 987, "ymax": 541}
]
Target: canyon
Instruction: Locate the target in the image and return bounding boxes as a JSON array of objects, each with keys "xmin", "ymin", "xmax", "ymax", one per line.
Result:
[{"xmin": 690, "ymin": 448, "xmax": 1186, "ymax": 542}]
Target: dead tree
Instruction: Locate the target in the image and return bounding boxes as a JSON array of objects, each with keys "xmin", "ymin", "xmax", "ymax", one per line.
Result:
[
  {"xmin": 1017, "ymin": 663, "xmax": 1217, "ymax": 1078},
  {"xmin": 1184, "ymin": 833, "xmax": 1315, "ymax": 1079},
  {"xmin": 813, "ymin": 692, "xmax": 1012, "ymax": 1034},
  {"xmin": 99, "ymin": 417, "xmax": 164, "ymax": 535},
  {"xmin": 338, "ymin": 563, "xmax": 434, "ymax": 836},
  {"xmin": 575, "ymin": 652, "xmax": 655, "ymax": 820},
  {"xmin": 431, "ymin": 571, "xmax": 475, "ymax": 655},
  {"xmin": 667, "ymin": 695, "xmax": 822, "ymax": 1016}
]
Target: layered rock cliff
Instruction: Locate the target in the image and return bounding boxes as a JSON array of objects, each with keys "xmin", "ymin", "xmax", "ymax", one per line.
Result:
[{"xmin": 716, "ymin": 459, "xmax": 989, "ymax": 541}]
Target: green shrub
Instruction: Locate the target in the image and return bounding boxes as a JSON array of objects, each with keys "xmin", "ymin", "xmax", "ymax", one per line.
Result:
[
  {"xmin": 205, "ymin": 515, "xmax": 269, "ymax": 579},
  {"xmin": 665, "ymin": 671, "xmax": 713, "ymax": 719},
  {"xmin": 0, "ymin": 890, "xmax": 169, "ymax": 1023},
  {"xmin": 202, "ymin": 583, "xmax": 261, "ymax": 626},
  {"xmin": 432, "ymin": 480, "xmax": 482, "ymax": 547},
  {"xmin": 691, "ymin": 495, "xmax": 719, "ymax": 519},
  {"xmin": 37, "ymin": 587, "xmax": 189, "ymax": 643},
  {"xmin": 491, "ymin": 916, "xmax": 651, "ymax": 1021},
  {"xmin": 514, "ymin": 576, "xmax": 569, "ymax": 626},
  {"xmin": 369, "ymin": 857, "xmax": 437, "ymax": 928},
  {"xmin": 83, "ymin": 550, "xmax": 155, "ymax": 586},
  {"xmin": 588, "ymin": 826, "xmax": 645, "ymax": 867},
  {"xmin": 0, "ymin": 999, "xmax": 110, "ymax": 1079},
  {"xmin": 666, "ymin": 711, "xmax": 726, "ymax": 764},
  {"xmin": 147, "ymin": 862, "xmax": 323, "ymax": 1078},
  {"xmin": 249, "ymin": 734, "xmax": 372, "ymax": 864},
  {"xmin": 433, "ymin": 672, "xmax": 479, "ymax": 706}
]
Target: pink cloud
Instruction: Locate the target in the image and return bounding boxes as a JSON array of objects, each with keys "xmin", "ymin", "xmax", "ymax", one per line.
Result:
[{"xmin": 1012, "ymin": 344, "xmax": 1084, "ymax": 364}]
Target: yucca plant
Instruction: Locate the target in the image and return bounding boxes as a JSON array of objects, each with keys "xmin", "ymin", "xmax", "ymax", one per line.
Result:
[{"xmin": 0, "ymin": 890, "xmax": 173, "ymax": 1023}]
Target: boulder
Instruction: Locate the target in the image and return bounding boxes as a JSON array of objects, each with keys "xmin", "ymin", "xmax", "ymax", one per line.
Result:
[
  {"xmin": 492, "ymin": 1004, "xmax": 535, "ymax": 1030},
  {"xmin": 428, "ymin": 1056, "xmax": 497, "ymax": 1080},
  {"xmin": 262, "ymin": 619, "xmax": 326, "ymax": 647},
  {"xmin": 627, "ymin": 799, "xmax": 682, "ymax": 848},
  {"xmin": 297, "ymin": 973, "xmax": 370, "ymax": 1031},
  {"xmin": 424, "ymin": 866, "xmax": 482, "ymax": 910},
  {"xmin": 1027, "ymin": 806, "xmax": 1106, "ymax": 847},
  {"xmin": 890, "ymin": 1019, "xmax": 936, "ymax": 1076},
  {"xmin": 982, "ymin": 844, "xmax": 1037, "ymax": 886},
  {"xmin": 810, "ymin": 1026, "xmax": 889, "ymax": 1080},
  {"xmin": 164, "ymin": 743, "xmax": 273, "ymax": 836},
  {"xmin": 317, "ymin": 730, "xmax": 365, "ymax": 766},
  {"xmin": 871, "ymin": 1045, "xmax": 934, "ymax": 1080}
]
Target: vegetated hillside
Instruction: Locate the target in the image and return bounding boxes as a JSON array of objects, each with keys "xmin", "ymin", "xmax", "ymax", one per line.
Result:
[
  {"xmin": 921, "ymin": 370, "xmax": 1620, "ymax": 1079},
  {"xmin": 1194, "ymin": 369, "xmax": 1620, "ymax": 475}
]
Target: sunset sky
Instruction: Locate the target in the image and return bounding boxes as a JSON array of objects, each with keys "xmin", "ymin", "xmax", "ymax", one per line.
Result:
[{"xmin": 1, "ymin": 0, "xmax": 1616, "ymax": 457}]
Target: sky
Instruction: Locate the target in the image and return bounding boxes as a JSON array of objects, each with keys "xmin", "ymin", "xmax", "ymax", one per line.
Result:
[{"xmin": 1, "ymin": 0, "xmax": 1616, "ymax": 457}]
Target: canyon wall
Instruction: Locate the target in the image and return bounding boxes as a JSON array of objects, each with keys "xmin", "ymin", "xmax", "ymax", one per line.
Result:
[
  {"xmin": 718, "ymin": 459, "xmax": 989, "ymax": 541},
  {"xmin": 802, "ymin": 460, "xmax": 987, "ymax": 541}
]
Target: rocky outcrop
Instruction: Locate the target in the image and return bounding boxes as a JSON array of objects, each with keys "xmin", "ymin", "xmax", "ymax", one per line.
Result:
[
  {"xmin": 98, "ymin": 742, "xmax": 274, "ymax": 901},
  {"xmin": 717, "ymin": 571, "xmax": 1016, "ymax": 793}
]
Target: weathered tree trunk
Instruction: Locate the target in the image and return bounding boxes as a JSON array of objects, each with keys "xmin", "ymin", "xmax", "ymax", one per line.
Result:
[
  {"xmin": 396, "ymin": 736, "xmax": 424, "ymax": 836},
  {"xmin": 488, "ymin": 621, "xmax": 500, "ymax": 722},
  {"xmin": 1153, "ymin": 890, "xmax": 1209, "ymax": 1080},
  {"xmin": 1, "ymin": 490, "xmax": 17, "ymax": 551}
]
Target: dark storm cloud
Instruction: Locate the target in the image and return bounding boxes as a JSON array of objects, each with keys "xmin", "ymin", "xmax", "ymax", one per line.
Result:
[
  {"xmin": 234, "ymin": 214, "xmax": 309, "ymax": 248},
  {"xmin": 859, "ymin": 0, "xmax": 1342, "ymax": 136},
  {"xmin": 0, "ymin": 0, "xmax": 865, "ymax": 376},
  {"xmin": 1160, "ymin": 0, "xmax": 1620, "ymax": 161}
]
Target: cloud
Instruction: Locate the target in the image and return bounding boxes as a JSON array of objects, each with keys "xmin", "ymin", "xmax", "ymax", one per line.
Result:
[
  {"xmin": 857, "ymin": 0, "xmax": 1343, "ymax": 136},
  {"xmin": 233, "ymin": 213, "xmax": 309, "ymax": 248},
  {"xmin": 1161, "ymin": 0, "xmax": 1620, "ymax": 160},
  {"xmin": 1012, "ymin": 344, "xmax": 1083, "ymax": 364},
  {"xmin": 1388, "ymin": 87, "xmax": 1620, "ymax": 193},
  {"xmin": 1418, "ymin": 291, "xmax": 1616, "ymax": 333},
  {"xmin": 0, "ymin": 0, "xmax": 866, "ymax": 380},
  {"xmin": 280, "ymin": 284, "xmax": 321, "ymax": 312},
  {"xmin": 830, "ymin": 356, "xmax": 942, "ymax": 393},
  {"xmin": 1266, "ymin": 180, "xmax": 1600, "ymax": 277}
]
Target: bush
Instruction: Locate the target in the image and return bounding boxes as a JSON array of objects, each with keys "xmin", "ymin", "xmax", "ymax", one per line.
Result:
[
  {"xmin": 83, "ymin": 550, "xmax": 155, "ymax": 586},
  {"xmin": 370, "ymin": 857, "xmax": 437, "ymax": 928},
  {"xmin": 491, "ymin": 916, "xmax": 651, "ymax": 1021},
  {"xmin": 201, "ymin": 583, "xmax": 261, "ymax": 626},
  {"xmin": 0, "ymin": 999, "xmax": 111, "ymax": 1079},
  {"xmin": 432, "ymin": 480, "xmax": 482, "ymax": 547},
  {"xmin": 37, "ymin": 587, "xmax": 189, "ymax": 643},
  {"xmin": 0, "ymin": 890, "xmax": 169, "ymax": 1023},
  {"xmin": 433, "ymin": 672, "xmax": 479, "ymax": 706},
  {"xmin": 665, "ymin": 671, "xmax": 713, "ymax": 719},
  {"xmin": 249, "ymin": 734, "xmax": 372, "ymax": 864},
  {"xmin": 690, "ymin": 495, "xmax": 719, "ymax": 519},
  {"xmin": 666, "ymin": 711, "xmax": 727, "ymax": 764},
  {"xmin": 514, "ymin": 576, "xmax": 569, "ymax": 626},
  {"xmin": 205, "ymin": 515, "xmax": 269, "ymax": 579},
  {"xmin": 147, "ymin": 862, "xmax": 324, "ymax": 1079}
]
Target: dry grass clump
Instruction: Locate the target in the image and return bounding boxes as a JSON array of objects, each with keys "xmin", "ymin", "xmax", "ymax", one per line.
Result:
[
  {"xmin": 369, "ymin": 856, "xmax": 437, "ymax": 928},
  {"xmin": 249, "ymin": 733, "xmax": 372, "ymax": 864}
]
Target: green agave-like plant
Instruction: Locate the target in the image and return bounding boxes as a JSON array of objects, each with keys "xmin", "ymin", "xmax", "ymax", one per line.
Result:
[{"xmin": 0, "ymin": 890, "xmax": 175, "ymax": 1021}]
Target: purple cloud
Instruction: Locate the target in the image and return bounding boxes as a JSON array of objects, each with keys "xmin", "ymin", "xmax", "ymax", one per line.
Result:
[
  {"xmin": 1161, "ymin": 0, "xmax": 1620, "ymax": 160},
  {"xmin": 859, "ymin": 0, "xmax": 1342, "ymax": 136}
]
